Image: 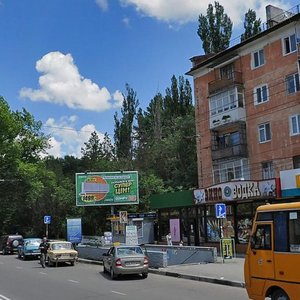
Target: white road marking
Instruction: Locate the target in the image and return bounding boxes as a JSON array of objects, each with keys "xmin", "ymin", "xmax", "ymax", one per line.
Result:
[
  {"xmin": 111, "ymin": 291, "xmax": 127, "ymax": 296},
  {"xmin": 39, "ymin": 272, "xmax": 47, "ymax": 275},
  {"xmin": 0, "ymin": 294, "xmax": 11, "ymax": 300},
  {"xmin": 68, "ymin": 280, "xmax": 79, "ymax": 283}
]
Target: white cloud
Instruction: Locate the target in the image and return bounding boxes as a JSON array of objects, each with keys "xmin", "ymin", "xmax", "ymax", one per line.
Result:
[
  {"xmin": 122, "ymin": 17, "xmax": 130, "ymax": 27},
  {"xmin": 19, "ymin": 51, "xmax": 122, "ymax": 112},
  {"xmin": 120, "ymin": 0, "xmax": 292, "ymax": 25},
  {"xmin": 95, "ymin": 0, "xmax": 108, "ymax": 11},
  {"xmin": 44, "ymin": 116, "xmax": 106, "ymax": 158}
]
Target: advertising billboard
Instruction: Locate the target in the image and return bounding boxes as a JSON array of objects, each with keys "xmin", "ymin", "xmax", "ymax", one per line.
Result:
[
  {"xmin": 76, "ymin": 171, "xmax": 139, "ymax": 206},
  {"xmin": 67, "ymin": 218, "xmax": 82, "ymax": 244}
]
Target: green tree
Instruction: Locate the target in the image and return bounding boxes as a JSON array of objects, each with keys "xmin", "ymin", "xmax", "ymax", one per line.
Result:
[
  {"xmin": 241, "ymin": 9, "xmax": 261, "ymax": 41},
  {"xmin": 114, "ymin": 84, "xmax": 139, "ymax": 163},
  {"xmin": 197, "ymin": 1, "xmax": 233, "ymax": 54}
]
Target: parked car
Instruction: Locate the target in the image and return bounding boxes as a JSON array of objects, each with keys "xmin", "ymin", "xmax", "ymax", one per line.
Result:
[
  {"xmin": 46, "ymin": 241, "xmax": 78, "ymax": 267},
  {"xmin": 0, "ymin": 234, "xmax": 23, "ymax": 255},
  {"xmin": 18, "ymin": 238, "xmax": 42, "ymax": 260},
  {"xmin": 103, "ymin": 245, "xmax": 149, "ymax": 279}
]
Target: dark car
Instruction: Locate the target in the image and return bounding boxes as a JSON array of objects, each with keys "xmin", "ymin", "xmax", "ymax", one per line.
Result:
[{"xmin": 0, "ymin": 234, "xmax": 24, "ymax": 255}]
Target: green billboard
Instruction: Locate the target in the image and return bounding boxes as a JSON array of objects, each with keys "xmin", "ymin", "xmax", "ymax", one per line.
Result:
[{"xmin": 75, "ymin": 171, "xmax": 139, "ymax": 206}]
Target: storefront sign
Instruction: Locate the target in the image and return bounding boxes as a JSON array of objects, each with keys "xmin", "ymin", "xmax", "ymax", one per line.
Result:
[
  {"xmin": 280, "ymin": 168, "xmax": 300, "ymax": 197},
  {"xmin": 193, "ymin": 179, "xmax": 277, "ymax": 204}
]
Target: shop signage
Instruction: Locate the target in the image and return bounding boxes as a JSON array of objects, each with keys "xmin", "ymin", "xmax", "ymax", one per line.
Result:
[
  {"xmin": 280, "ymin": 168, "xmax": 300, "ymax": 197},
  {"xmin": 193, "ymin": 179, "xmax": 277, "ymax": 204}
]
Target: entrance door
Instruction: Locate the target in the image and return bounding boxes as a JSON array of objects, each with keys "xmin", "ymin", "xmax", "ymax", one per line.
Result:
[{"xmin": 248, "ymin": 222, "xmax": 274, "ymax": 294}]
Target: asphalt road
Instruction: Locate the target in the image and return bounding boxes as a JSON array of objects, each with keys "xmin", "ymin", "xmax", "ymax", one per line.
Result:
[{"xmin": 0, "ymin": 254, "xmax": 249, "ymax": 300}]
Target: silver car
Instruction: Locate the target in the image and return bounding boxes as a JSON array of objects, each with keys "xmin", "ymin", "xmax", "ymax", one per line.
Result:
[{"xmin": 103, "ymin": 245, "xmax": 149, "ymax": 279}]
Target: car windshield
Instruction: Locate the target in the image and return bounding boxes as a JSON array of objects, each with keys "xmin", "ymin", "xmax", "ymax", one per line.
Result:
[
  {"xmin": 25, "ymin": 239, "xmax": 41, "ymax": 246},
  {"xmin": 52, "ymin": 243, "xmax": 72, "ymax": 250},
  {"xmin": 117, "ymin": 247, "xmax": 143, "ymax": 256}
]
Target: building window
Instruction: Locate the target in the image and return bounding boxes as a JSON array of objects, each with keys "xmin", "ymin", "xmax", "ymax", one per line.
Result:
[
  {"xmin": 220, "ymin": 63, "xmax": 234, "ymax": 80},
  {"xmin": 286, "ymin": 73, "xmax": 300, "ymax": 94},
  {"xmin": 252, "ymin": 49, "xmax": 265, "ymax": 68},
  {"xmin": 213, "ymin": 159, "xmax": 249, "ymax": 184},
  {"xmin": 262, "ymin": 161, "xmax": 274, "ymax": 179},
  {"xmin": 293, "ymin": 156, "xmax": 300, "ymax": 168},
  {"xmin": 254, "ymin": 84, "xmax": 269, "ymax": 105},
  {"xmin": 258, "ymin": 123, "xmax": 271, "ymax": 143},
  {"xmin": 210, "ymin": 86, "xmax": 244, "ymax": 116},
  {"xmin": 290, "ymin": 114, "xmax": 300, "ymax": 135},
  {"xmin": 283, "ymin": 33, "xmax": 297, "ymax": 55}
]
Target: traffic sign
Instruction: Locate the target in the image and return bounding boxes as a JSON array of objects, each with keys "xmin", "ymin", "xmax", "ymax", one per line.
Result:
[
  {"xmin": 119, "ymin": 211, "xmax": 128, "ymax": 224},
  {"xmin": 215, "ymin": 203, "xmax": 226, "ymax": 218},
  {"xmin": 44, "ymin": 215, "xmax": 51, "ymax": 224}
]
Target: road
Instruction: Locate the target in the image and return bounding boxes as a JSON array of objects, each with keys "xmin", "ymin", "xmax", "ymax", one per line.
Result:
[{"xmin": 0, "ymin": 254, "xmax": 249, "ymax": 300}]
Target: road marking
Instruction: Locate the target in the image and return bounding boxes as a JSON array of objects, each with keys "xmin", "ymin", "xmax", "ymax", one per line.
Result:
[
  {"xmin": 68, "ymin": 280, "xmax": 79, "ymax": 283},
  {"xmin": 111, "ymin": 291, "xmax": 126, "ymax": 296},
  {"xmin": 0, "ymin": 294, "xmax": 11, "ymax": 300},
  {"xmin": 39, "ymin": 272, "xmax": 47, "ymax": 275}
]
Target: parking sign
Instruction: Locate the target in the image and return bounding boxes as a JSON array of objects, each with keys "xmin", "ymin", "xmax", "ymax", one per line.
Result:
[
  {"xmin": 215, "ymin": 203, "xmax": 226, "ymax": 219},
  {"xmin": 44, "ymin": 215, "xmax": 51, "ymax": 224}
]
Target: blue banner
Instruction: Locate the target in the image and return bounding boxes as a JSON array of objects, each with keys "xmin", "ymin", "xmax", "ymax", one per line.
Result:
[{"xmin": 67, "ymin": 218, "xmax": 82, "ymax": 243}]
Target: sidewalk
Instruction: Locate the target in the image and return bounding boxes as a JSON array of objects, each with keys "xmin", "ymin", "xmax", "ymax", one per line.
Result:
[
  {"xmin": 78, "ymin": 256, "xmax": 245, "ymax": 288},
  {"xmin": 149, "ymin": 257, "xmax": 245, "ymax": 288}
]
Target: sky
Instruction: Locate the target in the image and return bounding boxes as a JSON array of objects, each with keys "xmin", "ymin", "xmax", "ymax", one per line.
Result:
[{"xmin": 0, "ymin": 0, "xmax": 299, "ymax": 158}]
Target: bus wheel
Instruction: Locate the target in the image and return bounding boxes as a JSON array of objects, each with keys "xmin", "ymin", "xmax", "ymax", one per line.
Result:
[{"xmin": 271, "ymin": 289, "xmax": 289, "ymax": 300}]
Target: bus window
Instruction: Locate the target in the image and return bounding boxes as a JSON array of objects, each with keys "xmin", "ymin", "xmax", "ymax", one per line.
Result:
[
  {"xmin": 252, "ymin": 224, "xmax": 271, "ymax": 250},
  {"xmin": 274, "ymin": 211, "xmax": 288, "ymax": 252},
  {"xmin": 289, "ymin": 211, "xmax": 300, "ymax": 252}
]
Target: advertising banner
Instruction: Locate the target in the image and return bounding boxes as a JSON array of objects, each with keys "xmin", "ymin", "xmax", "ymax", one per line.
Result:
[
  {"xmin": 67, "ymin": 218, "xmax": 82, "ymax": 244},
  {"xmin": 76, "ymin": 171, "xmax": 139, "ymax": 206}
]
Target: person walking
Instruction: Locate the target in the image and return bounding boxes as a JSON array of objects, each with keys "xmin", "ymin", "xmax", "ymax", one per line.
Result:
[{"xmin": 166, "ymin": 232, "xmax": 172, "ymax": 246}]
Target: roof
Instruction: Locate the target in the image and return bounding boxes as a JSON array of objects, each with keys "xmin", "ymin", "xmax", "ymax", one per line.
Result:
[{"xmin": 187, "ymin": 12, "xmax": 300, "ymax": 76}]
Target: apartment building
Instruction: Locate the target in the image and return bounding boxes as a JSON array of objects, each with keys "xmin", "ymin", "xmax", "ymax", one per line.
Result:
[{"xmin": 186, "ymin": 5, "xmax": 300, "ymax": 251}]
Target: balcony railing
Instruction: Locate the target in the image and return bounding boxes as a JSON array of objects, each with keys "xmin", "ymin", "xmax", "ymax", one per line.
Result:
[
  {"xmin": 211, "ymin": 144, "xmax": 248, "ymax": 161},
  {"xmin": 208, "ymin": 71, "xmax": 243, "ymax": 94}
]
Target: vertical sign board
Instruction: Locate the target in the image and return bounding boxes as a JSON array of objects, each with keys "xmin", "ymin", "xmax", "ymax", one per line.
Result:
[
  {"xmin": 125, "ymin": 225, "xmax": 138, "ymax": 245},
  {"xmin": 215, "ymin": 203, "xmax": 226, "ymax": 218},
  {"xmin": 67, "ymin": 218, "xmax": 82, "ymax": 244},
  {"xmin": 119, "ymin": 211, "xmax": 128, "ymax": 224}
]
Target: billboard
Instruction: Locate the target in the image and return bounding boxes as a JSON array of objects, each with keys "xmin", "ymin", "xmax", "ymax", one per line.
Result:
[
  {"xmin": 67, "ymin": 218, "xmax": 82, "ymax": 243},
  {"xmin": 76, "ymin": 171, "xmax": 139, "ymax": 206}
]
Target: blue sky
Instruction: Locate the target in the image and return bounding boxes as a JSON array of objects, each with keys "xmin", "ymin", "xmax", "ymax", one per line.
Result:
[{"xmin": 0, "ymin": 0, "xmax": 299, "ymax": 157}]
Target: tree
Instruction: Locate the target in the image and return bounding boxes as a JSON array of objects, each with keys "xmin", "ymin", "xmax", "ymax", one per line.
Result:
[
  {"xmin": 114, "ymin": 84, "xmax": 139, "ymax": 162},
  {"xmin": 197, "ymin": 2, "xmax": 233, "ymax": 54},
  {"xmin": 241, "ymin": 9, "xmax": 261, "ymax": 41}
]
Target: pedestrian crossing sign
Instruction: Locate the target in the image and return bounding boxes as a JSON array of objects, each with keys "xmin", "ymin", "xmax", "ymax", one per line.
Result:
[{"xmin": 215, "ymin": 203, "xmax": 226, "ymax": 219}]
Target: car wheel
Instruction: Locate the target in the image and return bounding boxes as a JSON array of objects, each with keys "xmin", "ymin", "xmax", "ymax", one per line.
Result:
[
  {"xmin": 103, "ymin": 265, "xmax": 108, "ymax": 274},
  {"xmin": 110, "ymin": 268, "xmax": 117, "ymax": 280},
  {"xmin": 48, "ymin": 259, "xmax": 53, "ymax": 267},
  {"xmin": 142, "ymin": 273, "xmax": 148, "ymax": 279},
  {"xmin": 70, "ymin": 261, "xmax": 75, "ymax": 266},
  {"xmin": 2, "ymin": 248, "xmax": 7, "ymax": 255},
  {"xmin": 22, "ymin": 254, "xmax": 26, "ymax": 260},
  {"xmin": 271, "ymin": 289, "xmax": 289, "ymax": 300}
]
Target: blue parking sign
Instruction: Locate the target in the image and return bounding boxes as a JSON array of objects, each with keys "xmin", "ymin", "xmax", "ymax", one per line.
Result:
[
  {"xmin": 44, "ymin": 215, "xmax": 51, "ymax": 224},
  {"xmin": 215, "ymin": 203, "xmax": 226, "ymax": 219}
]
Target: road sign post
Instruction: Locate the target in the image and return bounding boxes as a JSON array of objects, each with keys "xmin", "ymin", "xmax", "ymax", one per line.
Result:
[{"xmin": 44, "ymin": 215, "xmax": 51, "ymax": 238}]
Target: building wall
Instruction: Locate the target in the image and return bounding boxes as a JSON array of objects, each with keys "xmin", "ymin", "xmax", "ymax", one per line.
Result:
[{"xmin": 193, "ymin": 19, "xmax": 300, "ymax": 187}]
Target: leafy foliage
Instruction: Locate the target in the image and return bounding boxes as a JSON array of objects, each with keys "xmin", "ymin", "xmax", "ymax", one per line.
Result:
[
  {"xmin": 197, "ymin": 1, "xmax": 233, "ymax": 54},
  {"xmin": 241, "ymin": 9, "xmax": 262, "ymax": 41}
]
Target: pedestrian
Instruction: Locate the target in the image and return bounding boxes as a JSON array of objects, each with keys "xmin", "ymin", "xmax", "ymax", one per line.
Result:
[{"xmin": 166, "ymin": 232, "xmax": 172, "ymax": 246}]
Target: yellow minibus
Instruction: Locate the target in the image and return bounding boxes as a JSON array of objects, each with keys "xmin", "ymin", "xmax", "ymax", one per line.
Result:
[{"xmin": 244, "ymin": 202, "xmax": 300, "ymax": 300}]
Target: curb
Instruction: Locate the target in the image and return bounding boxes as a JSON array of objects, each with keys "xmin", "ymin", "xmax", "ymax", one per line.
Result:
[
  {"xmin": 148, "ymin": 268, "xmax": 245, "ymax": 288},
  {"xmin": 77, "ymin": 257, "xmax": 245, "ymax": 288}
]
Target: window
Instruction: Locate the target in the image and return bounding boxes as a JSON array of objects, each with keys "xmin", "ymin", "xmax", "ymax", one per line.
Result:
[
  {"xmin": 258, "ymin": 123, "xmax": 271, "ymax": 143},
  {"xmin": 252, "ymin": 224, "xmax": 272, "ymax": 250},
  {"xmin": 210, "ymin": 87, "xmax": 244, "ymax": 116},
  {"xmin": 262, "ymin": 161, "xmax": 274, "ymax": 179},
  {"xmin": 220, "ymin": 63, "xmax": 234, "ymax": 80},
  {"xmin": 290, "ymin": 114, "xmax": 300, "ymax": 135},
  {"xmin": 286, "ymin": 73, "xmax": 300, "ymax": 94},
  {"xmin": 283, "ymin": 33, "xmax": 297, "ymax": 55},
  {"xmin": 293, "ymin": 156, "xmax": 300, "ymax": 168},
  {"xmin": 252, "ymin": 49, "xmax": 265, "ymax": 68},
  {"xmin": 254, "ymin": 84, "xmax": 269, "ymax": 104},
  {"xmin": 213, "ymin": 158, "xmax": 249, "ymax": 184}
]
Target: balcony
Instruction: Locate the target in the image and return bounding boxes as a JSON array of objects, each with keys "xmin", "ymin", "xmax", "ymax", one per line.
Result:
[
  {"xmin": 211, "ymin": 144, "xmax": 248, "ymax": 161},
  {"xmin": 208, "ymin": 71, "xmax": 243, "ymax": 95}
]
